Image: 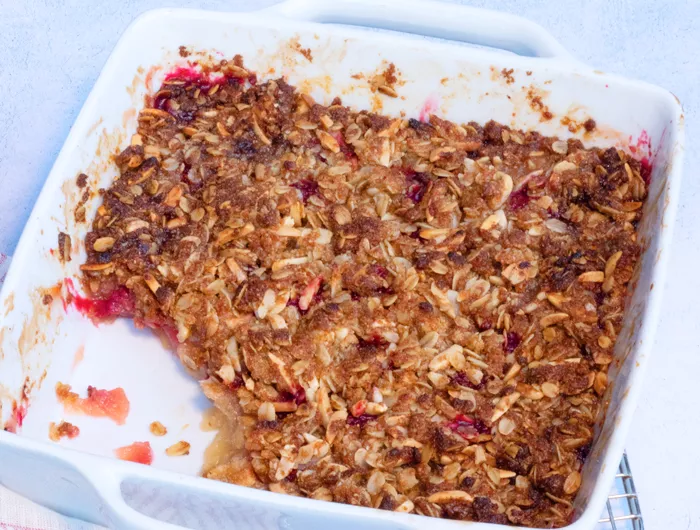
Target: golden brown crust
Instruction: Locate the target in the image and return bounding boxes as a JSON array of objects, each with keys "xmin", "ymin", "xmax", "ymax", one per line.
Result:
[{"xmin": 81, "ymin": 57, "xmax": 647, "ymax": 527}]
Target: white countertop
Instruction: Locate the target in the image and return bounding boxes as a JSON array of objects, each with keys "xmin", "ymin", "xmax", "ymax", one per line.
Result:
[{"xmin": 0, "ymin": 1, "xmax": 698, "ymax": 529}]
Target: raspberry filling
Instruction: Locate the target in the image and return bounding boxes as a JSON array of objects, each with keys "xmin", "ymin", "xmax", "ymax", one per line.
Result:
[
  {"xmin": 447, "ymin": 414, "xmax": 491, "ymax": 440},
  {"xmin": 56, "ymin": 383, "xmax": 130, "ymax": 425},
  {"xmin": 291, "ymin": 179, "xmax": 319, "ymax": 203},
  {"xmin": 65, "ymin": 279, "xmax": 135, "ymax": 322},
  {"xmin": 115, "ymin": 441, "xmax": 153, "ymax": 465}
]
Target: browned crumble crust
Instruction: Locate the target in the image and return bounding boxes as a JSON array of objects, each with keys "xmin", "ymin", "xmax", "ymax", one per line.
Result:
[
  {"xmin": 81, "ymin": 57, "xmax": 647, "ymax": 528},
  {"xmin": 48, "ymin": 420, "xmax": 80, "ymax": 441}
]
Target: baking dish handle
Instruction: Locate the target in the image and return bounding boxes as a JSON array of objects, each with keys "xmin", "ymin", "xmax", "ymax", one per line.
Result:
[
  {"xmin": 75, "ymin": 458, "xmax": 421, "ymax": 530},
  {"xmin": 75, "ymin": 459, "xmax": 187, "ymax": 530},
  {"xmin": 263, "ymin": 0, "xmax": 574, "ymax": 60}
]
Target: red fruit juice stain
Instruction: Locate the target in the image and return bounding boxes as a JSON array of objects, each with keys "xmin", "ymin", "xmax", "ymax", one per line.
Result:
[
  {"xmin": 418, "ymin": 95, "xmax": 439, "ymax": 122},
  {"xmin": 4, "ymin": 401, "xmax": 27, "ymax": 433},
  {"xmin": 628, "ymin": 129, "xmax": 654, "ymax": 185},
  {"xmin": 64, "ymin": 278, "xmax": 135, "ymax": 322}
]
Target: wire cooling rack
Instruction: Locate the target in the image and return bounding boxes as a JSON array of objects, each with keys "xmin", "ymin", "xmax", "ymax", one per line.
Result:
[{"xmin": 597, "ymin": 453, "xmax": 643, "ymax": 529}]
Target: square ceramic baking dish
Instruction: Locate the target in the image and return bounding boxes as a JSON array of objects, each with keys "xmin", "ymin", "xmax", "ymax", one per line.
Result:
[{"xmin": 0, "ymin": 1, "xmax": 684, "ymax": 528}]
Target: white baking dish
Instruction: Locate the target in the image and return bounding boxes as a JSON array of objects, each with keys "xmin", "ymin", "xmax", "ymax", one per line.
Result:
[{"xmin": 0, "ymin": 0, "xmax": 684, "ymax": 528}]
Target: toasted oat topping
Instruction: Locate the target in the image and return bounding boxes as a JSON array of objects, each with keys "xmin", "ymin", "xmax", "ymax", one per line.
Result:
[
  {"xmin": 150, "ymin": 421, "xmax": 168, "ymax": 436},
  {"xmin": 80, "ymin": 56, "xmax": 646, "ymax": 527},
  {"xmin": 48, "ymin": 420, "xmax": 80, "ymax": 442},
  {"xmin": 166, "ymin": 440, "xmax": 191, "ymax": 457}
]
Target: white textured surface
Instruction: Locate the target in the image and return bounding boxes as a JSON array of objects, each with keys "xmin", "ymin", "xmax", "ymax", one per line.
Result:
[
  {"xmin": 0, "ymin": 486, "xmax": 101, "ymax": 530},
  {"xmin": 0, "ymin": 1, "xmax": 697, "ymax": 529}
]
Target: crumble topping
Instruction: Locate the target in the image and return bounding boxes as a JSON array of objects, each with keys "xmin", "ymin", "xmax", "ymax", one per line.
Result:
[
  {"xmin": 166, "ymin": 440, "xmax": 192, "ymax": 457},
  {"xmin": 150, "ymin": 420, "xmax": 168, "ymax": 436},
  {"xmin": 79, "ymin": 56, "xmax": 646, "ymax": 527},
  {"xmin": 48, "ymin": 420, "xmax": 80, "ymax": 442}
]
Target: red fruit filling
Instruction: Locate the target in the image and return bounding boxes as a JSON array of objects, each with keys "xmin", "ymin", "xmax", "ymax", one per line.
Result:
[
  {"xmin": 56, "ymin": 383, "xmax": 130, "ymax": 425},
  {"xmin": 505, "ymin": 332, "xmax": 521, "ymax": 353},
  {"xmin": 115, "ymin": 441, "xmax": 153, "ymax": 465},
  {"xmin": 64, "ymin": 279, "xmax": 135, "ymax": 322},
  {"xmin": 508, "ymin": 188, "xmax": 531, "ymax": 210},
  {"xmin": 447, "ymin": 414, "xmax": 490, "ymax": 440},
  {"xmin": 291, "ymin": 179, "xmax": 319, "ymax": 203},
  {"xmin": 279, "ymin": 387, "xmax": 307, "ymax": 406},
  {"xmin": 405, "ymin": 171, "xmax": 430, "ymax": 203},
  {"xmin": 451, "ymin": 372, "xmax": 485, "ymax": 391},
  {"xmin": 346, "ymin": 414, "xmax": 374, "ymax": 427}
]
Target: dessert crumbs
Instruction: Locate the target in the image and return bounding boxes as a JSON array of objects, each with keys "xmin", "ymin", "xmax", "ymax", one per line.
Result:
[
  {"xmin": 149, "ymin": 421, "xmax": 167, "ymax": 436},
  {"xmin": 48, "ymin": 420, "xmax": 80, "ymax": 442}
]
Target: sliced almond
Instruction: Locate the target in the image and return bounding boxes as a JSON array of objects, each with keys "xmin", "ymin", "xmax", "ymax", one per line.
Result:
[
  {"xmin": 489, "ymin": 171, "xmax": 513, "ymax": 209},
  {"xmin": 334, "ymin": 206, "xmax": 352, "ymax": 226},
  {"xmin": 80, "ymin": 263, "xmax": 113, "ymax": 272},
  {"xmin": 164, "ymin": 185, "xmax": 183, "ymax": 207},
  {"xmin": 545, "ymin": 218, "xmax": 569, "ymax": 234},
  {"xmin": 491, "ymin": 392, "xmax": 520, "ymax": 422},
  {"xmin": 226, "ymin": 65, "xmax": 249, "ymax": 78},
  {"xmin": 498, "ymin": 417, "xmax": 516, "ymax": 436},
  {"xmin": 149, "ymin": 421, "xmax": 167, "ymax": 436},
  {"xmin": 598, "ymin": 335, "xmax": 612, "ymax": 349},
  {"xmin": 271, "ymin": 256, "xmax": 309, "ymax": 272},
  {"xmin": 275, "ymin": 225, "xmax": 302, "ymax": 237},
  {"xmin": 165, "ymin": 441, "xmax": 191, "ymax": 456},
  {"xmin": 499, "ymin": 469, "xmax": 517, "ymax": 479},
  {"xmin": 258, "ymin": 402, "xmax": 276, "ymax": 422},
  {"xmin": 541, "ymin": 382, "xmax": 560, "ymax": 398},
  {"xmin": 365, "ymin": 402, "xmax": 388, "ymax": 415},
  {"xmin": 502, "ymin": 263, "xmax": 528, "ymax": 285},
  {"xmin": 429, "ymin": 344, "xmax": 463, "ymax": 371},
  {"xmin": 546, "ymin": 292, "xmax": 568, "ymax": 309},
  {"xmin": 394, "ymin": 500, "xmax": 414, "ymax": 513},
  {"xmin": 552, "ymin": 160, "xmax": 577, "ymax": 173},
  {"xmin": 93, "ymin": 237, "xmax": 115, "ymax": 252},
  {"xmin": 419, "ymin": 227, "xmax": 451, "ymax": 239},
  {"xmin": 126, "ymin": 219, "xmax": 149, "ymax": 233},
  {"xmin": 377, "ymin": 85, "xmax": 398, "ymax": 98},
  {"xmin": 144, "ymin": 273, "xmax": 160, "ymax": 294},
  {"xmin": 429, "ymin": 146, "xmax": 456, "ymax": 163},
  {"xmin": 481, "ymin": 209, "xmax": 507, "ymax": 231},
  {"xmin": 252, "ymin": 117, "xmax": 271, "ymax": 145},
  {"xmin": 551, "ymin": 140, "xmax": 568, "ymax": 155},
  {"xmin": 540, "ymin": 313, "xmax": 570, "ymax": 328},
  {"xmin": 316, "ymin": 130, "xmax": 340, "ymax": 153},
  {"xmin": 578, "ymin": 271, "xmax": 604, "ymax": 283},
  {"xmin": 563, "ymin": 471, "xmax": 582, "ymax": 494},
  {"xmin": 603, "ymin": 250, "xmax": 623, "ymax": 293},
  {"xmin": 427, "ymin": 490, "xmax": 473, "ymax": 504},
  {"xmin": 594, "ymin": 372, "xmax": 608, "ymax": 395}
]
